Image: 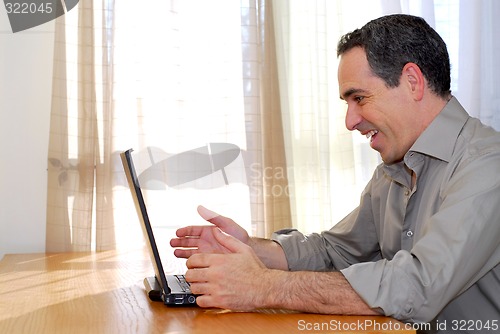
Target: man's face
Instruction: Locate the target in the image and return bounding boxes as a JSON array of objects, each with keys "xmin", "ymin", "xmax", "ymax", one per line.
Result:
[{"xmin": 338, "ymin": 47, "xmax": 420, "ymax": 164}]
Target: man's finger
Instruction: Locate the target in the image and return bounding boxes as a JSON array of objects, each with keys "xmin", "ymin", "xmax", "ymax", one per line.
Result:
[
  {"xmin": 194, "ymin": 294, "xmax": 214, "ymax": 308},
  {"xmin": 173, "ymin": 248, "xmax": 197, "ymax": 259},
  {"xmin": 186, "ymin": 253, "xmax": 210, "ymax": 269},
  {"xmin": 170, "ymin": 236, "xmax": 200, "ymax": 248},
  {"xmin": 175, "ymin": 225, "xmax": 206, "ymax": 238},
  {"xmin": 197, "ymin": 205, "xmax": 220, "ymax": 221},
  {"xmin": 188, "ymin": 282, "xmax": 211, "ymax": 296},
  {"xmin": 197, "ymin": 205, "xmax": 236, "ymax": 230},
  {"xmin": 212, "ymin": 227, "xmax": 248, "ymax": 254}
]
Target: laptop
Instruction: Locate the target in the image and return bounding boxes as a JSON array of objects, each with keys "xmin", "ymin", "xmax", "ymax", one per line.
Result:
[{"xmin": 120, "ymin": 149, "xmax": 197, "ymax": 306}]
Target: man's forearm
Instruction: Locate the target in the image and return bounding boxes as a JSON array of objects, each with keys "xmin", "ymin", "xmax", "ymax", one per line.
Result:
[
  {"xmin": 247, "ymin": 237, "xmax": 376, "ymax": 315},
  {"xmin": 261, "ymin": 269, "xmax": 378, "ymax": 315},
  {"xmin": 248, "ymin": 237, "xmax": 289, "ymax": 271}
]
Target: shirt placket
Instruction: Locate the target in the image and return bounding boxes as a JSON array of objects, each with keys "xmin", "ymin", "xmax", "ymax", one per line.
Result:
[
  {"xmin": 401, "ymin": 185, "xmax": 415, "ymax": 251},
  {"xmin": 401, "ymin": 153, "xmax": 421, "ymax": 251}
]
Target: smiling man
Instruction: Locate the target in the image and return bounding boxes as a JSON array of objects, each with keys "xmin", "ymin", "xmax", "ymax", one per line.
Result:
[{"xmin": 170, "ymin": 14, "xmax": 500, "ymax": 333}]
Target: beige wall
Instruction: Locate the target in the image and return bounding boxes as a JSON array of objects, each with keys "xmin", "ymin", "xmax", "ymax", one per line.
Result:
[{"xmin": 0, "ymin": 11, "xmax": 55, "ymax": 258}]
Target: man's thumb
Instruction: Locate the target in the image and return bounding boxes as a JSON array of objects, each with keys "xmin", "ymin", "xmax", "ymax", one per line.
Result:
[
  {"xmin": 212, "ymin": 227, "xmax": 246, "ymax": 254},
  {"xmin": 197, "ymin": 205, "xmax": 234, "ymax": 229},
  {"xmin": 197, "ymin": 205, "xmax": 220, "ymax": 221}
]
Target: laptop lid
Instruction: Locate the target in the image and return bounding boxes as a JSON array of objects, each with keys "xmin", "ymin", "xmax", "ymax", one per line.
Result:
[{"xmin": 120, "ymin": 149, "xmax": 172, "ymax": 295}]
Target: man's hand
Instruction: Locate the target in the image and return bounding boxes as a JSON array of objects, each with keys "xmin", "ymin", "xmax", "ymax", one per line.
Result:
[
  {"xmin": 170, "ymin": 205, "xmax": 250, "ymax": 258},
  {"xmin": 172, "ymin": 207, "xmax": 376, "ymax": 314},
  {"xmin": 185, "ymin": 227, "xmax": 272, "ymax": 310}
]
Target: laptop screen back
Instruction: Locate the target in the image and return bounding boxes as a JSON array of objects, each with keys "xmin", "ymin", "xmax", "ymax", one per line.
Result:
[{"xmin": 120, "ymin": 149, "xmax": 171, "ymax": 294}]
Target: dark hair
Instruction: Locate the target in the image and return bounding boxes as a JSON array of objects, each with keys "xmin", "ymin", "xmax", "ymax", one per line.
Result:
[{"xmin": 337, "ymin": 14, "xmax": 451, "ymax": 98}]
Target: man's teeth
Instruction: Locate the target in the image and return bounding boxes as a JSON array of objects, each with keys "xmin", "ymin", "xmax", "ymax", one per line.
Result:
[{"xmin": 366, "ymin": 130, "xmax": 379, "ymax": 139}]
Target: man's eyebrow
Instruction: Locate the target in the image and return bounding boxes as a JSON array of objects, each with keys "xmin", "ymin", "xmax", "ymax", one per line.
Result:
[{"xmin": 340, "ymin": 88, "xmax": 369, "ymax": 100}]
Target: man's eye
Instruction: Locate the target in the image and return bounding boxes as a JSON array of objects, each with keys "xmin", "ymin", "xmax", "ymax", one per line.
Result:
[{"xmin": 355, "ymin": 96, "xmax": 364, "ymax": 103}]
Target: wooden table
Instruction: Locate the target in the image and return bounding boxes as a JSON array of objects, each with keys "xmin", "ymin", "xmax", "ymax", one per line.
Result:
[{"xmin": 0, "ymin": 249, "xmax": 415, "ymax": 333}]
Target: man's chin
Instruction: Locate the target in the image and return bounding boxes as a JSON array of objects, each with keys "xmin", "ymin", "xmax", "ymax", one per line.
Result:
[{"xmin": 379, "ymin": 152, "xmax": 404, "ymax": 165}]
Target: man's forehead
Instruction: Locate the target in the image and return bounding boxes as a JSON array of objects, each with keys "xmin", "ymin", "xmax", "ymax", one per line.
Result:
[{"xmin": 338, "ymin": 48, "xmax": 379, "ymax": 99}]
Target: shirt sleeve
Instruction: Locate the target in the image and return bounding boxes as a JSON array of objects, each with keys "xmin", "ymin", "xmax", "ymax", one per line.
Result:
[
  {"xmin": 272, "ymin": 177, "xmax": 383, "ymax": 271},
  {"xmin": 343, "ymin": 142, "xmax": 500, "ymax": 323}
]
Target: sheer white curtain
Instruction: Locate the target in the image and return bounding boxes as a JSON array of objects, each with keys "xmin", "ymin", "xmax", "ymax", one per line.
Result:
[
  {"xmin": 272, "ymin": 0, "xmax": 500, "ymax": 233},
  {"xmin": 454, "ymin": 0, "xmax": 500, "ymax": 130},
  {"xmin": 111, "ymin": 0, "xmax": 253, "ymax": 249},
  {"xmin": 272, "ymin": 0, "xmax": 389, "ymax": 233},
  {"xmin": 46, "ymin": 0, "xmax": 292, "ymax": 253}
]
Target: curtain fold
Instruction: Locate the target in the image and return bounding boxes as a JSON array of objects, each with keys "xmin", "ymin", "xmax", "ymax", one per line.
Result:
[
  {"xmin": 255, "ymin": 0, "xmax": 292, "ymax": 236},
  {"xmin": 47, "ymin": 0, "xmax": 118, "ymax": 252},
  {"xmin": 47, "ymin": 1, "xmax": 101, "ymax": 252},
  {"xmin": 94, "ymin": 0, "xmax": 117, "ymax": 249}
]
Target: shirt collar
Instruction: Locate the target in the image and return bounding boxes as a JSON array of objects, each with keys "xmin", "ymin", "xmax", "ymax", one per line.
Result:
[{"xmin": 407, "ymin": 96, "xmax": 469, "ymax": 163}]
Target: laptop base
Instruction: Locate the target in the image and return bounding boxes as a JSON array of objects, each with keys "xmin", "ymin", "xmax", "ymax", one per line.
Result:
[{"xmin": 144, "ymin": 276, "xmax": 197, "ymax": 305}]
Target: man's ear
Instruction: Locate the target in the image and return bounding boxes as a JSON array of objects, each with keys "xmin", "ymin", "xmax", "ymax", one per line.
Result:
[{"xmin": 402, "ymin": 62, "xmax": 425, "ymax": 101}]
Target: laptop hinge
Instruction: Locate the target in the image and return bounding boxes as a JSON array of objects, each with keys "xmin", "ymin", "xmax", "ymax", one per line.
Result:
[{"xmin": 144, "ymin": 276, "xmax": 163, "ymax": 302}]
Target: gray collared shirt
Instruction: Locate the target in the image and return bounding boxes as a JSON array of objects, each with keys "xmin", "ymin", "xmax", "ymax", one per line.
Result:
[{"xmin": 273, "ymin": 97, "xmax": 500, "ymax": 330}]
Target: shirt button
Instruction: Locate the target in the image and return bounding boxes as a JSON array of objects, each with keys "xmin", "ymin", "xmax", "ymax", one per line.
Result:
[
  {"xmin": 406, "ymin": 230, "xmax": 414, "ymax": 238},
  {"xmin": 404, "ymin": 189, "xmax": 410, "ymax": 196}
]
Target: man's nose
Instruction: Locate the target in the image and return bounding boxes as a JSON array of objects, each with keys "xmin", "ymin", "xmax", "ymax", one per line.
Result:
[{"xmin": 345, "ymin": 104, "xmax": 363, "ymax": 131}]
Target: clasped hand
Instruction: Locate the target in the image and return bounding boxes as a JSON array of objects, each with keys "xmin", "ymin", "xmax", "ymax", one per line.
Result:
[{"xmin": 170, "ymin": 206, "xmax": 271, "ymax": 310}]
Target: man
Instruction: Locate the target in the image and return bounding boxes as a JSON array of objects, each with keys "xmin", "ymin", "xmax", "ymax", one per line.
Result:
[{"xmin": 170, "ymin": 14, "xmax": 500, "ymax": 331}]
